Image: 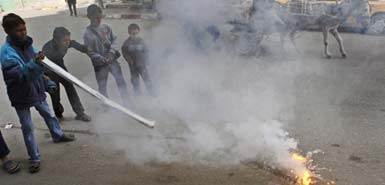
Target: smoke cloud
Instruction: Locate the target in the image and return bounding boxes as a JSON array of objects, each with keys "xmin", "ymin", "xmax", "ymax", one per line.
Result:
[{"xmin": 94, "ymin": 0, "xmax": 313, "ymax": 176}]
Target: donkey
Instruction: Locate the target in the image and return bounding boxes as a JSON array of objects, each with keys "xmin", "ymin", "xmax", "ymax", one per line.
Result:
[
  {"xmin": 276, "ymin": 0, "xmax": 370, "ymax": 58},
  {"xmin": 248, "ymin": 0, "xmax": 369, "ymax": 58}
]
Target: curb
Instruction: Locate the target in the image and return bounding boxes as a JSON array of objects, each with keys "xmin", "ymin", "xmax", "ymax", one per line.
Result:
[
  {"xmin": 104, "ymin": 12, "xmax": 159, "ymax": 20},
  {"xmin": 104, "ymin": 2, "xmax": 154, "ymax": 10}
]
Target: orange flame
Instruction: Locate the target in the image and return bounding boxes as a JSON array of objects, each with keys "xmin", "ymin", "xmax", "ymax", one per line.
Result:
[
  {"xmin": 302, "ymin": 170, "xmax": 312, "ymax": 185},
  {"xmin": 291, "ymin": 153, "xmax": 314, "ymax": 185},
  {"xmin": 291, "ymin": 152, "xmax": 335, "ymax": 185},
  {"xmin": 292, "ymin": 153, "xmax": 307, "ymax": 162}
]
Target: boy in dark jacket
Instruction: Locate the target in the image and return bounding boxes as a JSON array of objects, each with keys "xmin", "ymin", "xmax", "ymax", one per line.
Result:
[
  {"xmin": 0, "ymin": 13, "xmax": 75, "ymax": 173},
  {"xmin": 121, "ymin": 23, "xmax": 153, "ymax": 95},
  {"xmin": 43, "ymin": 27, "xmax": 91, "ymax": 122},
  {"xmin": 83, "ymin": 4, "xmax": 129, "ymax": 103}
]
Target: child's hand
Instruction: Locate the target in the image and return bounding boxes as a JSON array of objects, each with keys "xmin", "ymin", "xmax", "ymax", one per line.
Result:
[
  {"xmin": 35, "ymin": 51, "xmax": 45, "ymax": 64},
  {"xmin": 48, "ymin": 85, "xmax": 57, "ymax": 94},
  {"xmin": 101, "ymin": 57, "xmax": 108, "ymax": 64},
  {"xmin": 101, "ymin": 57, "xmax": 111, "ymax": 65},
  {"xmin": 126, "ymin": 58, "xmax": 134, "ymax": 65},
  {"xmin": 79, "ymin": 45, "xmax": 89, "ymax": 53},
  {"xmin": 106, "ymin": 52, "xmax": 115, "ymax": 64},
  {"xmin": 46, "ymin": 79, "xmax": 57, "ymax": 94}
]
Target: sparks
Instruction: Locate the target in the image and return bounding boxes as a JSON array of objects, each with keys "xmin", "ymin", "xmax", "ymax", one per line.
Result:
[
  {"xmin": 302, "ymin": 170, "xmax": 312, "ymax": 185},
  {"xmin": 291, "ymin": 153, "xmax": 315, "ymax": 185},
  {"xmin": 292, "ymin": 153, "xmax": 307, "ymax": 162}
]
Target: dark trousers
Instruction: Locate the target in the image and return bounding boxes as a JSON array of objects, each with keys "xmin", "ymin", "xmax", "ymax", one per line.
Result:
[
  {"xmin": 67, "ymin": 0, "xmax": 77, "ymax": 16},
  {"xmin": 94, "ymin": 61, "xmax": 129, "ymax": 101},
  {"xmin": 129, "ymin": 63, "xmax": 153, "ymax": 94},
  {"xmin": 0, "ymin": 130, "xmax": 10, "ymax": 159},
  {"xmin": 46, "ymin": 71, "xmax": 85, "ymax": 117}
]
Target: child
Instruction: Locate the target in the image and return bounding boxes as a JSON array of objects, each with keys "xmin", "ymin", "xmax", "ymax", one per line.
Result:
[
  {"xmin": 0, "ymin": 13, "xmax": 75, "ymax": 173},
  {"xmin": 121, "ymin": 23, "xmax": 153, "ymax": 95},
  {"xmin": 0, "ymin": 130, "xmax": 20, "ymax": 174},
  {"xmin": 83, "ymin": 4, "xmax": 129, "ymax": 103},
  {"xmin": 43, "ymin": 27, "xmax": 91, "ymax": 122}
]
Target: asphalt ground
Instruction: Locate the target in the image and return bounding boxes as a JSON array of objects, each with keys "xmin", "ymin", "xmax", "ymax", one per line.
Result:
[{"xmin": 0, "ymin": 8, "xmax": 385, "ymax": 185}]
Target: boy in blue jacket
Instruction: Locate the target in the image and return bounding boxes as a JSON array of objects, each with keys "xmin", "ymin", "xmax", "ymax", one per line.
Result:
[{"xmin": 0, "ymin": 13, "xmax": 75, "ymax": 173}]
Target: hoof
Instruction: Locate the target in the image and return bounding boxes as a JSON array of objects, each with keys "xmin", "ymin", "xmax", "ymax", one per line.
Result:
[
  {"xmin": 342, "ymin": 54, "xmax": 347, "ymax": 58},
  {"xmin": 325, "ymin": 55, "xmax": 332, "ymax": 59}
]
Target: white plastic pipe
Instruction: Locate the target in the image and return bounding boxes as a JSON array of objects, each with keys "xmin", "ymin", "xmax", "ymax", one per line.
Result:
[{"xmin": 41, "ymin": 59, "xmax": 155, "ymax": 128}]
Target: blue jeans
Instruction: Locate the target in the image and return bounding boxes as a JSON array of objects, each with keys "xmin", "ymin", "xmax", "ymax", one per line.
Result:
[
  {"xmin": 15, "ymin": 101, "xmax": 63, "ymax": 162},
  {"xmin": 94, "ymin": 61, "xmax": 128, "ymax": 100}
]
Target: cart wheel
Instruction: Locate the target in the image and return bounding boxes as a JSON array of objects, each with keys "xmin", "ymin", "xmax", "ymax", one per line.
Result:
[
  {"xmin": 368, "ymin": 13, "xmax": 385, "ymax": 35},
  {"xmin": 233, "ymin": 32, "xmax": 264, "ymax": 56}
]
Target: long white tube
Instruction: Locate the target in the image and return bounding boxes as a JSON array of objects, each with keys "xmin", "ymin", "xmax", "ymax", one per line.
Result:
[{"xmin": 41, "ymin": 59, "xmax": 155, "ymax": 128}]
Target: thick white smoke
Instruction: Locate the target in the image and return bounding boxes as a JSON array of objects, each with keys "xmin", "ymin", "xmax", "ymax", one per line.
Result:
[{"xmin": 94, "ymin": 0, "xmax": 310, "ymax": 176}]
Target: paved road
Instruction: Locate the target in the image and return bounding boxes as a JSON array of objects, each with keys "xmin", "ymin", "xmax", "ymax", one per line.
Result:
[{"xmin": 0, "ymin": 8, "xmax": 385, "ymax": 185}]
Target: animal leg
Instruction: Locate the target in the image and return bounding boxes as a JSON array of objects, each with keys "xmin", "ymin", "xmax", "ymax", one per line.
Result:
[
  {"xmin": 280, "ymin": 32, "xmax": 286, "ymax": 51},
  {"xmin": 323, "ymin": 28, "xmax": 331, "ymax": 59},
  {"xmin": 330, "ymin": 28, "xmax": 347, "ymax": 58},
  {"xmin": 289, "ymin": 30, "xmax": 301, "ymax": 54}
]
